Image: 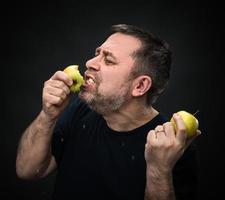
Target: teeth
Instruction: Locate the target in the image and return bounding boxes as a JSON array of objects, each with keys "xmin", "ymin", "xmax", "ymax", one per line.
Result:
[{"xmin": 87, "ymin": 78, "xmax": 94, "ymax": 85}]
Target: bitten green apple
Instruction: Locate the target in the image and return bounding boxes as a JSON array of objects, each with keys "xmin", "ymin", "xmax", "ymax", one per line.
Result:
[
  {"xmin": 63, "ymin": 65, "xmax": 84, "ymax": 93},
  {"xmin": 170, "ymin": 111, "xmax": 199, "ymax": 138}
]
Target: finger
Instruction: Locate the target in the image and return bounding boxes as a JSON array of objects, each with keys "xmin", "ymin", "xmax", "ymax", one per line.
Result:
[
  {"xmin": 163, "ymin": 122, "xmax": 175, "ymax": 138},
  {"xmin": 51, "ymin": 71, "xmax": 73, "ymax": 87},
  {"xmin": 155, "ymin": 125, "xmax": 164, "ymax": 132},
  {"xmin": 44, "ymin": 81, "xmax": 68, "ymax": 100},
  {"xmin": 172, "ymin": 113, "xmax": 187, "ymax": 143},
  {"xmin": 47, "ymin": 80, "xmax": 71, "ymax": 95},
  {"xmin": 52, "ymin": 80, "xmax": 70, "ymax": 94},
  {"xmin": 147, "ymin": 130, "xmax": 156, "ymax": 142},
  {"xmin": 156, "ymin": 131, "xmax": 166, "ymax": 140},
  {"xmin": 146, "ymin": 129, "xmax": 163, "ymax": 151},
  {"xmin": 44, "ymin": 93, "xmax": 64, "ymax": 106},
  {"xmin": 47, "ymin": 87, "xmax": 68, "ymax": 101}
]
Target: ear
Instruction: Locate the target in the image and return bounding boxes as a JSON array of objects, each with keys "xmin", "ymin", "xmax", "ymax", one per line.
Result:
[{"xmin": 131, "ymin": 75, "xmax": 152, "ymax": 97}]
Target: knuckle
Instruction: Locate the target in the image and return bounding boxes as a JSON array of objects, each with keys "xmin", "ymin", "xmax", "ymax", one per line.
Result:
[
  {"xmin": 165, "ymin": 140, "xmax": 175, "ymax": 149},
  {"xmin": 58, "ymin": 81, "xmax": 65, "ymax": 88},
  {"xmin": 155, "ymin": 125, "xmax": 163, "ymax": 129},
  {"xmin": 44, "ymin": 80, "xmax": 50, "ymax": 87},
  {"xmin": 147, "ymin": 130, "xmax": 154, "ymax": 141},
  {"xmin": 45, "ymin": 103, "xmax": 51, "ymax": 109},
  {"xmin": 56, "ymin": 96, "xmax": 63, "ymax": 104},
  {"xmin": 60, "ymin": 90, "xmax": 67, "ymax": 100},
  {"xmin": 55, "ymin": 70, "xmax": 62, "ymax": 76},
  {"xmin": 178, "ymin": 127, "xmax": 186, "ymax": 133},
  {"xmin": 163, "ymin": 122, "xmax": 171, "ymax": 128},
  {"xmin": 149, "ymin": 140, "xmax": 161, "ymax": 148}
]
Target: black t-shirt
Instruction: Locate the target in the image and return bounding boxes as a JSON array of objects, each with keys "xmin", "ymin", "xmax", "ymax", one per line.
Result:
[{"xmin": 51, "ymin": 98, "xmax": 198, "ymax": 200}]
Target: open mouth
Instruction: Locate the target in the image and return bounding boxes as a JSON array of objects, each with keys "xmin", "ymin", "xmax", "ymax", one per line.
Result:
[
  {"xmin": 84, "ymin": 73, "xmax": 95, "ymax": 86},
  {"xmin": 86, "ymin": 77, "xmax": 95, "ymax": 85}
]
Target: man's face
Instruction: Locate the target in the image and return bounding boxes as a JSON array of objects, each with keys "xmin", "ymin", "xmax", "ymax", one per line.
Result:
[{"xmin": 79, "ymin": 33, "xmax": 141, "ymax": 114}]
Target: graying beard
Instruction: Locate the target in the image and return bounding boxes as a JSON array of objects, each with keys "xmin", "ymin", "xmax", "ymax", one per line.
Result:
[
  {"xmin": 80, "ymin": 80, "xmax": 130, "ymax": 115},
  {"xmin": 88, "ymin": 92, "xmax": 126, "ymax": 115}
]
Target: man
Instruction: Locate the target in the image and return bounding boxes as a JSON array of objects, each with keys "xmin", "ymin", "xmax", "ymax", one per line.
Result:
[{"xmin": 16, "ymin": 24, "xmax": 200, "ymax": 199}]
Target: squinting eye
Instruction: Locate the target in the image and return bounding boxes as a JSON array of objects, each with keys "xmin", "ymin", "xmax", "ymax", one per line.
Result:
[{"xmin": 105, "ymin": 58, "xmax": 114, "ymax": 65}]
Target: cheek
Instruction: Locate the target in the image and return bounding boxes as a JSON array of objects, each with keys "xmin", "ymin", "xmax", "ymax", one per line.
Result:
[
  {"xmin": 99, "ymin": 78, "xmax": 117, "ymax": 91},
  {"xmin": 100, "ymin": 77, "xmax": 132, "ymax": 96},
  {"xmin": 98, "ymin": 69, "xmax": 132, "ymax": 92},
  {"xmin": 98, "ymin": 76, "xmax": 120, "ymax": 94}
]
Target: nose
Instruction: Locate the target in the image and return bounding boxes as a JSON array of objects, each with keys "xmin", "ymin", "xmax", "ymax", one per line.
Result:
[{"xmin": 85, "ymin": 56, "xmax": 100, "ymax": 71}]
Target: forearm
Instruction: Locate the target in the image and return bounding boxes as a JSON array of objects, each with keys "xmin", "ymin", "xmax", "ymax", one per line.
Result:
[
  {"xmin": 16, "ymin": 110, "xmax": 56, "ymax": 179},
  {"xmin": 145, "ymin": 167, "xmax": 176, "ymax": 200}
]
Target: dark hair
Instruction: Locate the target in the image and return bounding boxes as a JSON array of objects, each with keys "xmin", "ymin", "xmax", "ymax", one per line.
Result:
[{"xmin": 111, "ymin": 24, "xmax": 172, "ymax": 105}]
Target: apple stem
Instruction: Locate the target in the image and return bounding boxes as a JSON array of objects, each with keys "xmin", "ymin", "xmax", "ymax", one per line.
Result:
[{"xmin": 193, "ymin": 110, "xmax": 199, "ymax": 116}]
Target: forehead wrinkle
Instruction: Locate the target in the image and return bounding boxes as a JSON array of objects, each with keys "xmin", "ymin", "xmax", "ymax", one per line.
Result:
[{"xmin": 96, "ymin": 47, "xmax": 117, "ymax": 60}]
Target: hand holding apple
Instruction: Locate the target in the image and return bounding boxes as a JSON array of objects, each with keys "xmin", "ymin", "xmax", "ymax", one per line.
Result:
[
  {"xmin": 170, "ymin": 110, "xmax": 199, "ymax": 138},
  {"xmin": 63, "ymin": 65, "xmax": 84, "ymax": 93}
]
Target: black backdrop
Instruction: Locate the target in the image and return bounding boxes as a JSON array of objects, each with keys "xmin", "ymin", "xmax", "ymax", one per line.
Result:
[{"xmin": 2, "ymin": 1, "xmax": 224, "ymax": 199}]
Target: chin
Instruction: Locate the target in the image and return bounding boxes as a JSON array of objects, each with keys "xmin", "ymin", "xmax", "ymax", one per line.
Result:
[{"xmin": 79, "ymin": 91, "xmax": 94, "ymax": 104}]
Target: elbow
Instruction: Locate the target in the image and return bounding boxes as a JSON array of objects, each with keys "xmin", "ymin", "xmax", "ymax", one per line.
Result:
[
  {"xmin": 16, "ymin": 158, "xmax": 37, "ymax": 180},
  {"xmin": 16, "ymin": 165, "xmax": 40, "ymax": 180},
  {"xmin": 16, "ymin": 170, "xmax": 31, "ymax": 180},
  {"xmin": 16, "ymin": 169, "xmax": 30, "ymax": 180},
  {"xmin": 16, "ymin": 163, "xmax": 31, "ymax": 180},
  {"xmin": 16, "ymin": 160, "xmax": 50, "ymax": 180}
]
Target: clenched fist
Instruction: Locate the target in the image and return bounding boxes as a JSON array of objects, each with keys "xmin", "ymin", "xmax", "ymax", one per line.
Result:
[{"xmin": 42, "ymin": 71, "xmax": 73, "ymax": 120}]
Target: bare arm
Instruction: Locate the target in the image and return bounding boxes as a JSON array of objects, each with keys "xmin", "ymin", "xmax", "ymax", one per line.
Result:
[
  {"xmin": 16, "ymin": 111, "xmax": 57, "ymax": 179},
  {"xmin": 145, "ymin": 167, "xmax": 175, "ymax": 200},
  {"xmin": 16, "ymin": 71, "xmax": 73, "ymax": 179},
  {"xmin": 144, "ymin": 114, "xmax": 200, "ymax": 199}
]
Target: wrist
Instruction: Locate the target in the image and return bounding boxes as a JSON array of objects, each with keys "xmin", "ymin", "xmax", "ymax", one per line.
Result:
[
  {"xmin": 146, "ymin": 165, "xmax": 173, "ymax": 182},
  {"xmin": 37, "ymin": 111, "xmax": 57, "ymax": 134},
  {"xmin": 145, "ymin": 166, "xmax": 175, "ymax": 199},
  {"xmin": 40, "ymin": 110, "xmax": 57, "ymax": 124}
]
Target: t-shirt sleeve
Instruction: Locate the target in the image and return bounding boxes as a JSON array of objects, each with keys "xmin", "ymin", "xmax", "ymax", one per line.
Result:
[
  {"xmin": 51, "ymin": 97, "xmax": 88, "ymax": 166},
  {"xmin": 173, "ymin": 142, "xmax": 199, "ymax": 200}
]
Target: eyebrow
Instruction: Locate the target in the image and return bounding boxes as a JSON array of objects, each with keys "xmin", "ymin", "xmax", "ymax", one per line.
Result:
[{"xmin": 95, "ymin": 47, "xmax": 117, "ymax": 61}]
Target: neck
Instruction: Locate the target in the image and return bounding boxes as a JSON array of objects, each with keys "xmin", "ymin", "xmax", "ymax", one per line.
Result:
[{"xmin": 103, "ymin": 101, "xmax": 159, "ymax": 132}]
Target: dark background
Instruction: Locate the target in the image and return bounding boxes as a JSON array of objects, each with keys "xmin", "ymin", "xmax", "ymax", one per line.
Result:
[{"xmin": 2, "ymin": 1, "xmax": 224, "ymax": 199}]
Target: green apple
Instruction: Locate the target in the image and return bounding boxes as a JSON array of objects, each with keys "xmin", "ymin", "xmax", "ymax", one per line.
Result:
[
  {"xmin": 63, "ymin": 65, "xmax": 84, "ymax": 93},
  {"xmin": 170, "ymin": 110, "xmax": 199, "ymax": 138}
]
